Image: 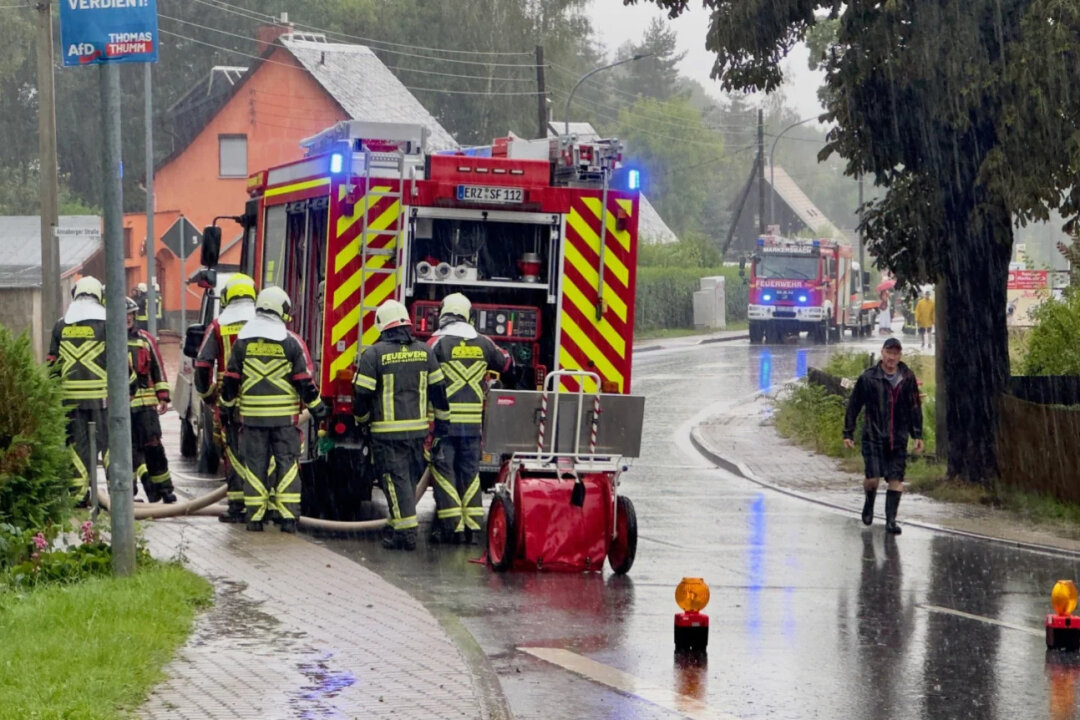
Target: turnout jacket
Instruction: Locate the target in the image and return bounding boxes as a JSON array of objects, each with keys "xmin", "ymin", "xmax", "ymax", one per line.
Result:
[
  {"xmin": 843, "ymin": 362, "xmax": 923, "ymax": 451},
  {"xmin": 128, "ymin": 327, "xmax": 170, "ymax": 409},
  {"xmin": 220, "ymin": 325, "xmax": 324, "ymax": 427},
  {"xmin": 428, "ymin": 326, "xmax": 510, "ymax": 436},
  {"xmin": 194, "ymin": 315, "xmax": 250, "ymax": 400},
  {"xmin": 47, "ymin": 313, "xmax": 108, "ymax": 410},
  {"xmin": 353, "ymin": 331, "xmax": 450, "ymax": 439}
]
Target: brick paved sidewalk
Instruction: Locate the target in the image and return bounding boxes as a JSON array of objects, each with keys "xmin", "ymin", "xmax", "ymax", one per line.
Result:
[
  {"xmin": 127, "ymin": 410, "xmax": 502, "ymax": 720},
  {"xmin": 691, "ymin": 390, "xmax": 1080, "ymax": 554}
]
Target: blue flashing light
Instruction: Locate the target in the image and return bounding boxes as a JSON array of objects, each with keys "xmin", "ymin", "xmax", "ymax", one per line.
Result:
[
  {"xmin": 762, "ymin": 293, "xmax": 772, "ymax": 302},
  {"xmin": 627, "ymin": 169, "xmax": 640, "ymax": 190},
  {"xmin": 330, "ymin": 153, "xmax": 344, "ymax": 174},
  {"xmin": 798, "ymin": 294, "xmax": 808, "ymax": 303},
  {"xmin": 756, "ymin": 237, "xmax": 765, "ymax": 246},
  {"xmin": 812, "ymin": 239, "xmax": 821, "ymax": 247}
]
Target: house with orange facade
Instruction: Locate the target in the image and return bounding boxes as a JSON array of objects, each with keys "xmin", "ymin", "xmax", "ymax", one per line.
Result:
[{"xmin": 124, "ymin": 28, "xmax": 457, "ymax": 328}]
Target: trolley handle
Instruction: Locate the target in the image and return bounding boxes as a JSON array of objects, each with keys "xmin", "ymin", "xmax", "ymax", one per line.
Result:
[{"xmin": 537, "ymin": 370, "xmax": 602, "ymax": 461}]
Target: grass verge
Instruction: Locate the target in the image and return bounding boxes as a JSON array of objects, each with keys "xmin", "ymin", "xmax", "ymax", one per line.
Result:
[
  {"xmin": 635, "ymin": 320, "xmax": 749, "ymax": 342},
  {"xmin": 0, "ymin": 563, "xmax": 212, "ymax": 718}
]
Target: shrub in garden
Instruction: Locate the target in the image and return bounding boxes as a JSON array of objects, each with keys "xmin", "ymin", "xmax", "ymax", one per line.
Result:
[
  {"xmin": 0, "ymin": 326, "xmax": 71, "ymax": 568},
  {"xmin": 1022, "ymin": 291, "xmax": 1080, "ymax": 376},
  {"xmin": 634, "ymin": 266, "xmax": 747, "ymax": 332}
]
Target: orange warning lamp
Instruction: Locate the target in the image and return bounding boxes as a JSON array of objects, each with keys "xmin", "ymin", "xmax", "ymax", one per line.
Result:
[
  {"xmin": 1053, "ymin": 581, "xmax": 1078, "ymax": 616},
  {"xmin": 674, "ymin": 577, "xmax": 710, "ymax": 653},
  {"xmin": 675, "ymin": 577, "xmax": 710, "ymax": 612},
  {"xmin": 1047, "ymin": 580, "xmax": 1080, "ymax": 651}
]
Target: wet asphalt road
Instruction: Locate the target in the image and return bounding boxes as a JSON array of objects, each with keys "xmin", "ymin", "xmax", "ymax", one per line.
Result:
[{"xmin": 317, "ymin": 336, "xmax": 1080, "ymax": 720}]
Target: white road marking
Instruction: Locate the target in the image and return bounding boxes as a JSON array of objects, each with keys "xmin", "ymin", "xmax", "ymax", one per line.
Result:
[
  {"xmin": 918, "ymin": 604, "xmax": 1044, "ymax": 637},
  {"xmin": 519, "ymin": 646, "xmax": 740, "ymax": 720}
]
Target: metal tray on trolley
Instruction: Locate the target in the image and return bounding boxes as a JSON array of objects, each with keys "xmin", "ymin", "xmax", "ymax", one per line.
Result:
[{"xmin": 483, "ymin": 389, "xmax": 645, "ymax": 459}]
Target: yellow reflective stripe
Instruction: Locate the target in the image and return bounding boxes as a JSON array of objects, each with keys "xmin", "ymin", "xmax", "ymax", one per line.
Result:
[
  {"xmin": 154, "ymin": 382, "xmax": 170, "ymax": 391},
  {"xmin": 431, "ymin": 466, "xmax": 462, "ymax": 504},
  {"xmin": 240, "ymin": 406, "xmax": 301, "ymax": 417},
  {"xmin": 418, "ymin": 371, "xmax": 428, "ymax": 419},
  {"xmin": 433, "ymin": 408, "xmax": 451, "ymax": 422},
  {"xmin": 264, "ymin": 176, "xmax": 330, "ymax": 198},
  {"xmin": 353, "ymin": 373, "xmax": 377, "ymax": 391},
  {"xmin": 428, "ymin": 367, "xmax": 445, "ymax": 385},
  {"xmin": 437, "ymin": 508, "xmax": 463, "ymax": 519},
  {"xmin": 382, "ymin": 373, "xmax": 395, "ymax": 422},
  {"xmin": 371, "ymin": 419, "xmax": 429, "ymax": 434}
]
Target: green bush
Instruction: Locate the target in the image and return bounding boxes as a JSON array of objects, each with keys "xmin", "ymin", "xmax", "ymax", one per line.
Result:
[
  {"xmin": 1022, "ymin": 291, "xmax": 1080, "ymax": 375},
  {"xmin": 0, "ymin": 326, "xmax": 71, "ymax": 568},
  {"xmin": 635, "ymin": 266, "xmax": 748, "ymax": 332},
  {"xmin": 774, "ymin": 382, "xmax": 849, "ymax": 456},
  {"xmin": 823, "ymin": 350, "xmax": 874, "ymax": 379}
]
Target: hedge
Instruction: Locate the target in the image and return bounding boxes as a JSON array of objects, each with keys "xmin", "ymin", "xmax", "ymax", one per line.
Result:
[{"xmin": 634, "ymin": 266, "xmax": 747, "ymax": 332}]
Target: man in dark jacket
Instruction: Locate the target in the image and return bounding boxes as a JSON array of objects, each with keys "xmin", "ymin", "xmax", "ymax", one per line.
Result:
[
  {"xmin": 843, "ymin": 338, "xmax": 924, "ymax": 534},
  {"xmin": 353, "ymin": 299, "xmax": 450, "ymax": 551}
]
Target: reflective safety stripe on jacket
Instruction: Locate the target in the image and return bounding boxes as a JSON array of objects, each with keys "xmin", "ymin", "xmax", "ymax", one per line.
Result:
[
  {"xmin": 429, "ymin": 333, "xmax": 510, "ymax": 436},
  {"xmin": 194, "ymin": 319, "xmax": 246, "ymax": 399},
  {"xmin": 48, "ymin": 319, "xmax": 108, "ymax": 409},
  {"xmin": 353, "ymin": 338, "xmax": 449, "ymax": 439},
  {"xmin": 128, "ymin": 328, "xmax": 170, "ymax": 408},
  {"xmin": 220, "ymin": 331, "xmax": 324, "ymax": 427}
]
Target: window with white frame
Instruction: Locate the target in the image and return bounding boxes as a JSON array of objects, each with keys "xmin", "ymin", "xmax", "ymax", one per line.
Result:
[{"xmin": 219, "ymin": 134, "xmax": 247, "ymax": 178}]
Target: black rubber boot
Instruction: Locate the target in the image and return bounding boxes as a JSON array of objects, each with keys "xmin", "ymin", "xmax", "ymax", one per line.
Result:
[
  {"xmin": 885, "ymin": 490, "xmax": 902, "ymax": 534},
  {"xmin": 160, "ymin": 490, "xmax": 177, "ymax": 504},
  {"xmin": 219, "ymin": 510, "xmax": 246, "ymax": 523},
  {"xmin": 141, "ymin": 478, "xmax": 160, "ymax": 503},
  {"xmin": 246, "ymin": 521, "xmax": 264, "ymax": 532},
  {"xmin": 279, "ymin": 519, "xmax": 297, "ymax": 534},
  {"xmin": 861, "ymin": 489, "xmax": 877, "ymax": 526}
]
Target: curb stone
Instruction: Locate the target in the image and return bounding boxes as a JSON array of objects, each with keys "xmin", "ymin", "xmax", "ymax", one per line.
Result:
[{"xmin": 689, "ymin": 425, "xmax": 1080, "ymax": 560}]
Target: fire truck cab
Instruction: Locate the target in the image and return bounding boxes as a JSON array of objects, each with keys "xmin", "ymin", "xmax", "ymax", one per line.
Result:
[
  {"xmin": 746, "ymin": 232, "xmax": 871, "ymax": 343},
  {"xmin": 199, "ymin": 120, "xmax": 643, "ymax": 520}
]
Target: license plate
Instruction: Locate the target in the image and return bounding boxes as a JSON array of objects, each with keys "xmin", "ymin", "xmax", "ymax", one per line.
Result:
[{"xmin": 456, "ymin": 185, "xmax": 524, "ymax": 204}]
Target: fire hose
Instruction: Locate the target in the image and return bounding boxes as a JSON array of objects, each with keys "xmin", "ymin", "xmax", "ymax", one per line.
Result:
[
  {"xmin": 96, "ymin": 409, "xmax": 433, "ymax": 530},
  {"xmin": 96, "ymin": 469, "xmax": 431, "ymax": 530}
]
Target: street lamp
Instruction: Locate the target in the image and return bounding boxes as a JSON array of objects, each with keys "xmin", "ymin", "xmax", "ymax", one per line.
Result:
[
  {"xmin": 768, "ymin": 116, "xmax": 820, "ymax": 227},
  {"xmin": 564, "ymin": 54, "xmax": 653, "ymax": 135}
]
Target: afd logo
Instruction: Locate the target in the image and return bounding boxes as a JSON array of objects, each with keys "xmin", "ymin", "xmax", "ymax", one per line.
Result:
[{"xmin": 67, "ymin": 43, "xmax": 102, "ymax": 64}]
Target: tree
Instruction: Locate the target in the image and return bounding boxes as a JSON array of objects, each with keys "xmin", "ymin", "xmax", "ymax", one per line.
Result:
[
  {"xmin": 614, "ymin": 95, "xmax": 725, "ymax": 238},
  {"xmin": 630, "ymin": 0, "xmax": 1080, "ymax": 484},
  {"xmin": 622, "ymin": 18, "xmax": 685, "ymax": 101}
]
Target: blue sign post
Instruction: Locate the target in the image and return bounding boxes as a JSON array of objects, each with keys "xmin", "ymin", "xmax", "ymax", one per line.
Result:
[{"xmin": 59, "ymin": 0, "xmax": 159, "ymax": 67}]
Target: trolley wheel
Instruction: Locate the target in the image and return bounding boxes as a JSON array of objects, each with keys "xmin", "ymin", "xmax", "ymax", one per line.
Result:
[
  {"xmin": 486, "ymin": 489, "xmax": 517, "ymax": 572},
  {"xmin": 607, "ymin": 495, "xmax": 638, "ymax": 575}
]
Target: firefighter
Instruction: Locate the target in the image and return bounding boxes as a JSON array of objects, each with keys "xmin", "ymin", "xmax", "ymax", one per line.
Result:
[
  {"xmin": 195, "ymin": 273, "xmax": 257, "ymax": 522},
  {"xmin": 126, "ymin": 297, "xmax": 177, "ymax": 503},
  {"xmin": 353, "ymin": 299, "xmax": 450, "ymax": 551},
  {"xmin": 46, "ymin": 276, "xmax": 110, "ymax": 504},
  {"xmin": 220, "ymin": 286, "xmax": 328, "ymax": 532},
  {"xmin": 133, "ymin": 282, "xmax": 149, "ymax": 333},
  {"xmin": 427, "ymin": 293, "xmax": 510, "ymax": 545}
]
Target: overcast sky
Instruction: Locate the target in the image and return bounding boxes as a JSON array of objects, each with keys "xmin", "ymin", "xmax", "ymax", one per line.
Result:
[{"xmin": 586, "ymin": 1, "xmax": 827, "ymax": 123}]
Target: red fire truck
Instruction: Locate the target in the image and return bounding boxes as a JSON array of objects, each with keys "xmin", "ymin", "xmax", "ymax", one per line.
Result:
[
  {"xmin": 194, "ymin": 121, "xmax": 645, "ymax": 536},
  {"xmin": 745, "ymin": 232, "xmax": 874, "ymax": 344}
]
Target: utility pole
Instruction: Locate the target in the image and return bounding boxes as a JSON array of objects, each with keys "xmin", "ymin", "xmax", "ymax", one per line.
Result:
[
  {"xmin": 101, "ymin": 63, "xmax": 135, "ymax": 576},
  {"xmin": 757, "ymin": 109, "xmax": 765, "ymax": 235},
  {"xmin": 858, "ymin": 176, "xmax": 865, "ymax": 275},
  {"xmin": 36, "ymin": 1, "xmax": 60, "ymax": 358},
  {"xmin": 145, "ymin": 63, "xmax": 157, "ymax": 337},
  {"xmin": 535, "ymin": 46, "xmax": 546, "ymax": 139},
  {"xmin": 935, "ymin": 279, "xmax": 947, "ymax": 464}
]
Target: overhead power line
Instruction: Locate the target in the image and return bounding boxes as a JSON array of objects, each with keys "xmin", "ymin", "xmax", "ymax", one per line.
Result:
[
  {"xmin": 159, "ymin": 14, "xmax": 536, "ymax": 83},
  {"xmin": 158, "ymin": 29, "xmax": 545, "ymax": 96},
  {"xmin": 187, "ymin": 0, "xmax": 541, "ymax": 64}
]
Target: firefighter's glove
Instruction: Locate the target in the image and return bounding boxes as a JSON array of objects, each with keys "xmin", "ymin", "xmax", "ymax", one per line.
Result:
[
  {"xmin": 309, "ymin": 401, "xmax": 331, "ymax": 422},
  {"xmin": 433, "ymin": 419, "xmax": 451, "ymax": 438}
]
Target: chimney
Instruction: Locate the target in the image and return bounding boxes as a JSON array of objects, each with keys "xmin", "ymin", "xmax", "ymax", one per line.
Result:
[{"xmin": 255, "ymin": 12, "xmax": 292, "ymax": 55}]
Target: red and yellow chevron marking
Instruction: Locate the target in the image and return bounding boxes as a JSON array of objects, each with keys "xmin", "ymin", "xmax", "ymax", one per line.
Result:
[
  {"xmin": 558, "ymin": 193, "xmax": 638, "ymax": 393},
  {"xmin": 323, "ymin": 179, "xmax": 403, "ymax": 387}
]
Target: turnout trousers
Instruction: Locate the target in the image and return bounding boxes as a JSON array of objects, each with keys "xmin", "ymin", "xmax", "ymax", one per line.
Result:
[
  {"xmin": 238, "ymin": 425, "xmax": 301, "ymax": 523},
  {"xmin": 371, "ymin": 437, "xmax": 425, "ymax": 535},
  {"xmin": 66, "ymin": 407, "xmax": 109, "ymax": 498},
  {"xmin": 430, "ymin": 435, "xmax": 484, "ymax": 536},
  {"xmin": 131, "ymin": 408, "xmax": 174, "ymax": 500},
  {"xmin": 220, "ymin": 418, "xmax": 245, "ymax": 517}
]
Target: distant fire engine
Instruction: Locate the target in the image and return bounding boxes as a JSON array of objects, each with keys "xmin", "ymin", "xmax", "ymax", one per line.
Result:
[
  {"xmin": 196, "ymin": 121, "xmax": 644, "ymax": 517},
  {"xmin": 744, "ymin": 231, "xmax": 873, "ymax": 344}
]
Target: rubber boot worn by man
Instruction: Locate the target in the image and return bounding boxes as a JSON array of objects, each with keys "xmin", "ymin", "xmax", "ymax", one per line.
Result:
[{"xmin": 885, "ymin": 490, "xmax": 902, "ymax": 535}]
